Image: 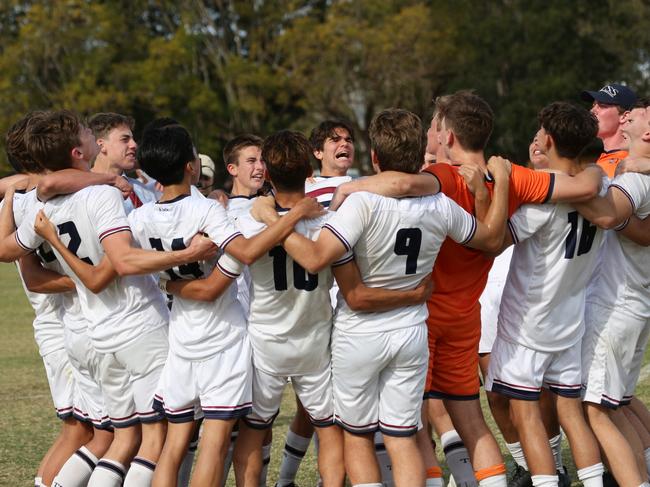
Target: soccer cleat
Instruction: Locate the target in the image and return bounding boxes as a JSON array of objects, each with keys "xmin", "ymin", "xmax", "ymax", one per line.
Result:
[
  {"xmin": 508, "ymin": 465, "xmax": 532, "ymax": 487},
  {"xmin": 557, "ymin": 466, "xmax": 571, "ymax": 487}
]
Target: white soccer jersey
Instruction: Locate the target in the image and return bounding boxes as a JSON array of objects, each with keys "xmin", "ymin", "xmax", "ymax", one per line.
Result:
[
  {"xmin": 128, "ymin": 193, "xmax": 246, "ymax": 360},
  {"xmin": 587, "ymin": 172, "xmax": 650, "ymax": 318},
  {"xmin": 498, "ymin": 199, "xmax": 606, "ymax": 352},
  {"xmin": 237, "ymin": 209, "xmax": 335, "ymax": 375},
  {"xmin": 305, "ymin": 176, "xmax": 352, "ymax": 208},
  {"xmin": 15, "ymin": 185, "xmax": 169, "ymax": 354},
  {"xmin": 6, "ymin": 190, "xmax": 64, "ymax": 356},
  {"xmin": 325, "ymin": 191, "xmax": 476, "ymax": 334},
  {"xmin": 227, "ymin": 195, "xmax": 256, "ymax": 316}
]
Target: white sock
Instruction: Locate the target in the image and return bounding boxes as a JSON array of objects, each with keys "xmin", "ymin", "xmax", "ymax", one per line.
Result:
[
  {"xmin": 374, "ymin": 432, "xmax": 394, "ymax": 487},
  {"xmin": 259, "ymin": 443, "xmax": 272, "ymax": 487},
  {"xmin": 577, "ymin": 463, "xmax": 604, "ymax": 487},
  {"xmin": 441, "ymin": 430, "xmax": 477, "ymax": 487},
  {"xmin": 548, "ymin": 433, "xmax": 564, "ymax": 471},
  {"xmin": 179, "ymin": 438, "xmax": 199, "ymax": 487},
  {"xmin": 52, "ymin": 446, "xmax": 98, "ymax": 487},
  {"xmin": 87, "ymin": 459, "xmax": 126, "ymax": 487},
  {"xmin": 478, "ymin": 472, "xmax": 507, "ymax": 487},
  {"xmin": 221, "ymin": 429, "xmax": 238, "ymax": 487},
  {"xmin": 35, "ymin": 477, "xmax": 42, "ymax": 487},
  {"xmin": 531, "ymin": 475, "xmax": 558, "ymax": 487},
  {"xmin": 277, "ymin": 430, "xmax": 311, "ymax": 486},
  {"xmin": 644, "ymin": 447, "xmax": 650, "ymax": 477},
  {"xmin": 426, "ymin": 478, "xmax": 444, "ymax": 487},
  {"xmin": 123, "ymin": 457, "xmax": 155, "ymax": 486},
  {"xmin": 505, "ymin": 441, "xmax": 528, "ymax": 470}
]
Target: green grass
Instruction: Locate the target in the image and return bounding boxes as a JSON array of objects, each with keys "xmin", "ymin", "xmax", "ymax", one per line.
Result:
[{"xmin": 2, "ymin": 261, "xmax": 650, "ymax": 486}]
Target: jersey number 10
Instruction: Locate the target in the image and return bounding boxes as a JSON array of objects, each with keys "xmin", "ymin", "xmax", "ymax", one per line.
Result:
[{"xmin": 564, "ymin": 211, "xmax": 597, "ymax": 259}]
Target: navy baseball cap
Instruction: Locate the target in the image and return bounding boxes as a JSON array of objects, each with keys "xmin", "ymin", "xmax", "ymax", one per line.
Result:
[{"xmin": 581, "ymin": 83, "xmax": 637, "ymax": 110}]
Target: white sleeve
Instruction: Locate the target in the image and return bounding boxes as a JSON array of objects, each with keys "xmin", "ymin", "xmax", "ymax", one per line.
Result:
[
  {"xmin": 15, "ymin": 203, "xmax": 45, "ymax": 251},
  {"xmin": 234, "ymin": 212, "xmax": 266, "ymax": 239},
  {"xmin": 322, "ymin": 192, "xmax": 370, "ymax": 251},
  {"xmin": 507, "ymin": 204, "xmax": 552, "ymax": 244},
  {"xmin": 443, "ymin": 196, "xmax": 478, "ymax": 245},
  {"xmin": 610, "ymin": 172, "xmax": 650, "ymax": 215},
  {"xmin": 87, "ymin": 186, "xmax": 131, "ymax": 243},
  {"xmin": 202, "ymin": 201, "xmax": 243, "ymax": 248},
  {"xmin": 216, "ymin": 253, "xmax": 244, "ymax": 278}
]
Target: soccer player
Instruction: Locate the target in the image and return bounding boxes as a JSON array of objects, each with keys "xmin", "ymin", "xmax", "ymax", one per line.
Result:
[
  {"xmin": 329, "ymin": 91, "xmax": 602, "ymax": 487},
  {"xmin": 257, "ymin": 109, "xmax": 511, "ymax": 487},
  {"xmin": 1, "ymin": 113, "xmax": 113, "ymax": 487},
  {"xmin": 127, "ymin": 124, "xmax": 264, "ymax": 487},
  {"xmin": 574, "ymin": 101, "xmax": 650, "ymax": 487},
  {"xmin": 581, "ymin": 83, "xmax": 637, "ymax": 178},
  {"xmin": 485, "ymin": 102, "xmax": 606, "ymax": 487},
  {"xmin": 0, "ymin": 110, "xmax": 219, "ymax": 487}
]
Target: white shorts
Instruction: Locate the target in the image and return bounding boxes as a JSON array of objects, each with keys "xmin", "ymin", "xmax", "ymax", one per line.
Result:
[
  {"xmin": 244, "ymin": 360, "xmax": 333, "ymax": 429},
  {"xmin": 42, "ymin": 348, "xmax": 74, "ymax": 420},
  {"xmin": 332, "ymin": 324, "xmax": 428, "ymax": 437},
  {"xmin": 97, "ymin": 327, "xmax": 168, "ymax": 428},
  {"xmin": 582, "ymin": 303, "xmax": 650, "ymax": 408},
  {"xmin": 65, "ymin": 328, "xmax": 111, "ymax": 430},
  {"xmin": 485, "ymin": 336, "xmax": 582, "ymax": 400},
  {"xmin": 154, "ymin": 335, "xmax": 252, "ymax": 423}
]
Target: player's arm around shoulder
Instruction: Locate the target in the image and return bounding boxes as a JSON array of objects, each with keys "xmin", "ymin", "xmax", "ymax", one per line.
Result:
[
  {"xmin": 165, "ymin": 253, "xmax": 242, "ymax": 302},
  {"xmin": 547, "ymin": 164, "xmax": 602, "ymax": 203},
  {"xmin": 18, "ymin": 252, "xmax": 75, "ymax": 293},
  {"xmin": 37, "ymin": 169, "xmax": 132, "ymax": 202},
  {"xmin": 572, "ymin": 173, "xmax": 637, "ymax": 230},
  {"xmin": 616, "ymin": 215, "xmax": 650, "ymax": 246},
  {"xmin": 330, "ymin": 170, "xmax": 440, "ymax": 210},
  {"xmin": 464, "ymin": 156, "xmax": 511, "ymax": 252},
  {"xmin": 0, "ymin": 187, "xmax": 31, "ymax": 262}
]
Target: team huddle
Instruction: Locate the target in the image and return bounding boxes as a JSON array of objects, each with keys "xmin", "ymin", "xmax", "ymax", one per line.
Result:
[{"xmin": 0, "ymin": 84, "xmax": 649, "ymax": 487}]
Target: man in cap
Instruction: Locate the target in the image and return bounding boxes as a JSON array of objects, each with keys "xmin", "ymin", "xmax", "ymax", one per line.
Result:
[{"xmin": 581, "ymin": 83, "xmax": 637, "ymax": 178}]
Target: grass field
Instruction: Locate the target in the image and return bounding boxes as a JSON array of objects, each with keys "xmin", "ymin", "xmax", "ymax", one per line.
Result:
[{"xmin": 1, "ymin": 262, "xmax": 649, "ymax": 486}]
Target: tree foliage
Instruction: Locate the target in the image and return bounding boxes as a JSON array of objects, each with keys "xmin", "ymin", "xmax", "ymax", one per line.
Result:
[{"xmin": 1, "ymin": 0, "xmax": 649, "ymax": 179}]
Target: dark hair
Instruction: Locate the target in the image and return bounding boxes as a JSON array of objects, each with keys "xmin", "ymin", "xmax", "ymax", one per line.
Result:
[
  {"xmin": 633, "ymin": 97, "xmax": 650, "ymax": 109},
  {"xmin": 137, "ymin": 125, "xmax": 196, "ymax": 186},
  {"xmin": 435, "ymin": 90, "xmax": 494, "ymax": 151},
  {"xmin": 309, "ymin": 120, "xmax": 355, "ymax": 170},
  {"xmin": 538, "ymin": 102, "xmax": 598, "ymax": 159},
  {"xmin": 142, "ymin": 117, "xmax": 180, "ymax": 136},
  {"xmin": 6, "ymin": 111, "xmax": 47, "ymax": 174},
  {"xmin": 262, "ymin": 130, "xmax": 312, "ymax": 191},
  {"xmin": 368, "ymin": 109, "xmax": 425, "ymax": 174},
  {"xmin": 24, "ymin": 110, "xmax": 83, "ymax": 171},
  {"xmin": 223, "ymin": 134, "xmax": 263, "ymax": 167},
  {"xmin": 88, "ymin": 112, "xmax": 134, "ymax": 139}
]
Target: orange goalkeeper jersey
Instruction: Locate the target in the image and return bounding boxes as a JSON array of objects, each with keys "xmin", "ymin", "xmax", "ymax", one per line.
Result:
[
  {"xmin": 422, "ymin": 163, "xmax": 554, "ymax": 328},
  {"xmin": 596, "ymin": 149, "xmax": 628, "ymax": 179}
]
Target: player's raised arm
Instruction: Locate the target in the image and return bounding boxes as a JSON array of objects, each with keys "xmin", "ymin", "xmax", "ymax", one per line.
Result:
[
  {"xmin": 330, "ymin": 171, "xmax": 440, "ymax": 210},
  {"xmin": 34, "ymin": 209, "xmax": 117, "ymax": 293},
  {"xmin": 0, "ymin": 187, "xmax": 31, "ymax": 262},
  {"xmin": 464, "ymin": 156, "xmax": 510, "ymax": 252},
  {"xmin": 222, "ymin": 196, "xmax": 324, "ymax": 266},
  {"xmin": 18, "ymin": 252, "xmax": 75, "ymax": 293},
  {"xmin": 333, "ymin": 260, "xmax": 432, "ymax": 311},
  {"xmin": 572, "ymin": 185, "xmax": 633, "ymax": 229},
  {"xmin": 164, "ymin": 254, "xmax": 241, "ymax": 302},
  {"xmin": 37, "ymin": 168, "xmax": 132, "ymax": 201}
]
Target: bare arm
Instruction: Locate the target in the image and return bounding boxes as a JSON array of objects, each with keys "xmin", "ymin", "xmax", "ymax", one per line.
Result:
[
  {"xmin": 333, "ymin": 260, "xmax": 432, "ymax": 311},
  {"xmin": 0, "ymin": 174, "xmax": 29, "ymax": 198},
  {"xmin": 37, "ymin": 169, "xmax": 133, "ymax": 201},
  {"xmin": 465, "ymin": 157, "xmax": 510, "ymax": 252},
  {"xmin": 330, "ymin": 172, "xmax": 440, "ymax": 211},
  {"xmin": 165, "ymin": 265, "xmax": 236, "ymax": 302},
  {"xmin": 225, "ymin": 197, "xmax": 324, "ymax": 266},
  {"xmin": 615, "ymin": 157, "xmax": 650, "ymax": 176},
  {"xmin": 34, "ymin": 210, "xmax": 117, "ymax": 293},
  {"xmin": 101, "ymin": 231, "xmax": 217, "ymax": 277},
  {"xmin": 572, "ymin": 186, "xmax": 633, "ymax": 230},
  {"xmin": 0, "ymin": 187, "xmax": 30, "ymax": 262},
  {"xmin": 18, "ymin": 253, "xmax": 76, "ymax": 293},
  {"xmin": 549, "ymin": 165, "xmax": 602, "ymax": 202},
  {"xmin": 617, "ymin": 216, "xmax": 650, "ymax": 246}
]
